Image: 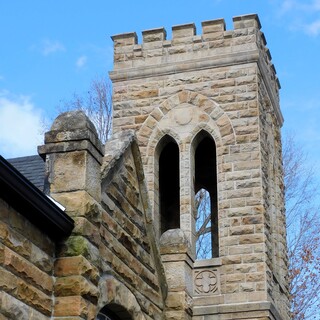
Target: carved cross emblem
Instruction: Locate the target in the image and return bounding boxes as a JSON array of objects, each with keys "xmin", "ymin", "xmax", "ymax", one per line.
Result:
[{"xmin": 194, "ymin": 270, "xmax": 218, "ymax": 295}]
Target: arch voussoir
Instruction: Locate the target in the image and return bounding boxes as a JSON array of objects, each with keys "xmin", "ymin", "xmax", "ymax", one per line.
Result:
[
  {"xmin": 139, "ymin": 89, "xmax": 236, "ymax": 155},
  {"xmin": 97, "ymin": 276, "xmax": 146, "ymax": 320}
]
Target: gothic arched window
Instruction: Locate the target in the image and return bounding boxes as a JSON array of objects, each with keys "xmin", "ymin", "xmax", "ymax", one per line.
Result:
[
  {"xmin": 157, "ymin": 135, "xmax": 180, "ymax": 235},
  {"xmin": 193, "ymin": 132, "xmax": 218, "ymax": 259}
]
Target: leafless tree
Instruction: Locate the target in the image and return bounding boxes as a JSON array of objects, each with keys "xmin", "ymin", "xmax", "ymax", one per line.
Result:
[
  {"xmin": 59, "ymin": 76, "xmax": 112, "ymax": 143},
  {"xmin": 195, "ymin": 188, "xmax": 212, "ymax": 259},
  {"xmin": 283, "ymin": 133, "xmax": 320, "ymax": 320}
]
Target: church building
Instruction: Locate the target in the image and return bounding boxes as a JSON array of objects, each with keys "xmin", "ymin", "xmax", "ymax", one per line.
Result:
[{"xmin": 0, "ymin": 14, "xmax": 290, "ymax": 320}]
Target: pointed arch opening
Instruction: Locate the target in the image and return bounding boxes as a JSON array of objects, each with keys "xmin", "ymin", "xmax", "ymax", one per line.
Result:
[
  {"xmin": 193, "ymin": 131, "xmax": 218, "ymax": 259},
  {"xmin": 156, "ymin": 135, "xmax": 180, "ymax": 235},
  {"xmin": 97, "ymin": 304, "xmax": 133, "ymax": 320}
]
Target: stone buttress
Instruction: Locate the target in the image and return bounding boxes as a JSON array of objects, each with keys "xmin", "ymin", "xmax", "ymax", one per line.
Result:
[{"xmin": 39, "ymin": 112, "xmax": 167, "ymax": 320}]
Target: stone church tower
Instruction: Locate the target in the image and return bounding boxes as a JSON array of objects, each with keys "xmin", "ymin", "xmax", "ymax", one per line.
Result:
[{"xmin": 110, "ymin": 14, "xmax": 289, "ymax": 320}]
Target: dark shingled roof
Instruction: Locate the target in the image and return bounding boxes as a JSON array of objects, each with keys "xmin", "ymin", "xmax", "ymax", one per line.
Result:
[
  {"xmin": 0, "ymin": 155, "xmax": 74, "ymax": 240},
  {"xmin": 7, "ymin": 155, "xmax": 45, "ymax": 191}
]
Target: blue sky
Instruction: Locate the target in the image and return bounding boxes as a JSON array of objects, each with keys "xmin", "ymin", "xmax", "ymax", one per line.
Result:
[{"xmin": 0, "ymin": 0, "xmax": 320, "ymax": 177}]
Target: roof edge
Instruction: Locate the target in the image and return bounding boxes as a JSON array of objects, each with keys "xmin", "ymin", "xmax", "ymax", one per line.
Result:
[{"xmin": 0, "ymin": 155, "xmax": 74, "ymax": 241}]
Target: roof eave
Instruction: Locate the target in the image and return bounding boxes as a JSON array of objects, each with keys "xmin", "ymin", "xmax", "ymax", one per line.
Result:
[{"xmin": 0, "ymin": 155, "xmax": 74, "ymax": 241}]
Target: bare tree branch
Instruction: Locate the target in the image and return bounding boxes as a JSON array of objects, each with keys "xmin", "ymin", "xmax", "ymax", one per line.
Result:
[
  {"xmin": 58, "ymin": 75, "xmax": 112, "ymax": 143},
  {"xmin": 281, "ymin": 132, "xmax": 320, "ymax": 319}
]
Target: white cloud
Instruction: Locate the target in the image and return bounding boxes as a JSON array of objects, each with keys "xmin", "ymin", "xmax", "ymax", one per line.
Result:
[
  {"xmin": 305, "ymin": 19, "xmax": 320, "ymax": 35},
  {"xmin": 311, "ymin": 0, "xmax": 320, "ymax": 10},
  {"xmin": 273, "ymin": 0, "xmax": 320, "ymax": 36},
  {"xmin": 280, "ymin": 0, "xmax": 320, "ymax": 12},
  {"xmin": 76, "ymin": 55, "xmax": 87, "ymax": 68},
  {"xmin": 41, "ymin": 39, "xmax": 65, "ymax": 56},
  {"xmin": 280, "ymin": 0, "xmax": 296, "ymax": 13},
  {"xmin": 0, "ymin": 92, "xmax": 44, "ymax": 158}
]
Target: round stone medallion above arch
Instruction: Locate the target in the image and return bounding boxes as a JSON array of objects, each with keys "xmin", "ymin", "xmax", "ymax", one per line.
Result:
[{"xmin": 137, "ymin": 90, "xmax": 235, "ymax": 161}]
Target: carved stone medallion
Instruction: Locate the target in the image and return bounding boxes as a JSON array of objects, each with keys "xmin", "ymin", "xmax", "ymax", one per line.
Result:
[{"xmin": 194, "ymin": 269, "xmax": 218, "ymax": 295}]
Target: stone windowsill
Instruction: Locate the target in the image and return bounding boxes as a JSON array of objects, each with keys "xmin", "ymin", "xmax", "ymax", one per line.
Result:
[{"xmin": 194, "ymin": 257, "xmax": 222, "ymax": 268}]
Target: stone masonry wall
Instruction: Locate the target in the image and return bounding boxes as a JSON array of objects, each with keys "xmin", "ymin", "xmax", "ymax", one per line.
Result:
[
  {"xmin": 100, "ymin": 133, "xmax": 165, "ymax": 320},
  {"xmin": 39, "ymin": 112, "xmax": 165, "ymax": 320},
  {"xmin": 110, "ymin": 14, "xmax": 289, "ymax": 320},
  {"xmin": 258, "ymin": 73, "xmax": 289, "ymax": 318},
  {"xmin": 0, "ymin": 198, "xmax": 55, "ymax": 319}
]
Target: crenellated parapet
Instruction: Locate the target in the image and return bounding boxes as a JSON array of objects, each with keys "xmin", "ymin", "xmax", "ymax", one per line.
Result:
[
  {"xmin": 111, "ymin": 15, "xmax": 261, "ymax": 71},
  {"xmin": 110, "ymin": 14, "xmax": 281, "ymax": 126},
  {"xmin": 110, "ymin": 15, "xmax": 275, "ymax": 82}
]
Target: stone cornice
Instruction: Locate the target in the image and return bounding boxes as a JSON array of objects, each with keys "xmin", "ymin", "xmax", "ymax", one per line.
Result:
[
  {"xmin": 110, "ymin": 48, "xmax": 283, "ymax": 127},
  {"xmin": 109, "ymin": 50, "xmax": 260, "ymax": 82}
]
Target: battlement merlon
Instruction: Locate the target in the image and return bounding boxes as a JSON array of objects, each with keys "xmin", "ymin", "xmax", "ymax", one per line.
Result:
[{"xmin": 110, "ymin": 13, "xmax": 283, "ymax": 126}]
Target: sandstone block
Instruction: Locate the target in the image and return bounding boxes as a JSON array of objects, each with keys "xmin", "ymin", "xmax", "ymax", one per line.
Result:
[
  {"xmin": 165, "ymin": 310, "xmax": 192, "ymax": 320},
  {"xmin": 1, "ymin": 246, "xmax": 53, "ymax": 294},
  {"xmin": 226, "ymin": 283, "xmax": 239, "ymax": 293},
  {"xmin": 142, "ymin": 28, "xmax": 166, "ymax": 42},
  {"xmin": 229, "ymin": 245, "xmax": 253, "ymax": 255},
  {"xmin": 30, "ymin": 244, "xmax": 53, "ymax": 273},
  {"xmin": 221, "ymin": 255, "xmax": 241, "ymax": 265},
  {"xmin": 239, "ymin": 234, "xmax": 264, "ymax": 245},
  {"xmin": 224, "ymin": 273, "xmax": 245, "ymax": 283},
  {"xmin": 165, "ymin": 292, "xmax": 189, "ymax": 310},
  {"xmin": 54, "ymin": 296, "xmax": 92, "ymax": 318},
  {"xmin": 111, "ymin": 32, "xmax": 137, "ymax": 47},
  {"xmin": 236, "ymin": 179, "xmax": 260, "ymax": 189},
  {"xmin": 0, "ymin": 291, "xmax": 29, "ymax": 319},
  {"xmin": 202, "ymin": 19, "xmax": 226, "ymax": 34},
  {"xmin": 242, "ymin": 253, "xmax": 265, "ymax": 263},
  {"xmin": 240, "ymin": 283, "xmax": 255, "ymax": 292},
  {"xmin": 222, "ymin": 236, "xmax": 239, "ymax": 246},
  {"xmin": 73, "ymin": 217, "xmax": 100, "ymax": 247},
  {"xmin": 113, "ymin": 117, "xmax": 135, "ymax": 127},
  {"xmin": 7, "ymin": 210, "xmax": 54, "ymax": 256},
  {"xmin": 234, "ymin": 264, "xmax": 256, "ymax": 273},
  {"xmin": 58, "ymin": 236, "xmax": 100, "ymax": 266},
  {"xmin": 233, "ymin": 14, "xmax": 261, "ymax": 30},
  {"xmin": 242, "ymin": 215, "xmax": 263, "ymax": 225},
  {"xmin": 172, "ymin": 23, "xmax": 196, "ymax": 39},
  {"xmin": 234, "ymin": 160, "xmax": 260, "ymax": 172},
  {"xmin": 52, "ymin": 191, "xmax": 100, "ymax": 221},
  {"xmin": 54, "ymin": 256, "xmax": 99, "ymax": 285},
  {"xmin": 226, "ymin": 189, "xmax": 253, "ymax": 200},
  {"xmin": 224, "ymin": 292, "xmax": 247, "ymax": 304},
  {"xmin": 0, "ymin": 265, "xmax": 19, "ymax": 294},
  {"xmin": 16, "ymin": 281, "xmax": 52, "ymax": 316},
  {"xmin": 229, "ymin": 225, "xmax": 254, "ymax": 236},
  {"xmin": 0, "ymin": 225, "xmax": 31, "ymax": 259},
  {"xmin": 163, "ymin": 259, "xmax": 192, "ymax": 294},
  {"xmin": 54, "ymin": 275, "xmax": 98, "ymax": 303},
  {"xmin": 127, "ymin": 89, "xmax": 159, "ymax": 100},
  {"xmin": 256, "ymin": 282, "xmax": 266, "ymax": 291}
]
